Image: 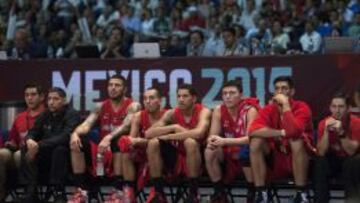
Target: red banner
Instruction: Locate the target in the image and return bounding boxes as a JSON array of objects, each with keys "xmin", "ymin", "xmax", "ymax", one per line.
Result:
[{"xmin": 0, "ymin": 54, "xmax": 359, "ymax": 120}]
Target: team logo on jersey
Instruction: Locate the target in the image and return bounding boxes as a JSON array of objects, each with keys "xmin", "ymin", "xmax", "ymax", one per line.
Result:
[{"xmin": 224, "ymin": 132, "xmax": 234, "ymax": 138}]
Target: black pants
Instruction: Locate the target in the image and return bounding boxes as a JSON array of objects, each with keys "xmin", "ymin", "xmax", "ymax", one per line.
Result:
[
  {"xmin": 20, "ymin": 145, "xmax": 70, "ymax": 189},
  {"xmin": 313, "ymin": 153, "xmax": 360, "ymax": 203}
]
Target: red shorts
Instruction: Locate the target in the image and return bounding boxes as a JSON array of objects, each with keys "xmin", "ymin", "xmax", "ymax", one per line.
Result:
[
  {"xmin": 118, "ymin": 136, "xmax": 149, "ymax": 190},
  {"xmin": 88, "ymin": 140, "xmax": 113, "ymax": 177},
  {"xmin": 131, "ymin": 146, "xmax": 149, "ymax": 191},
  {"xmin": 222, "ymin": 146, "xmax": 250, "ymax": 183},
  {"xmin": 266, "ymin": 150, "xmax": 293, "ymax": 180},
  {"xmin": 265, "ymin": 132, "xmax": 315, "ymax": 180},
  {"xmin": 81, "ymin": 134, "xmax": 123, "ymax": 177},
  {"xmin": 160, "ymin": 140, "xmax": 204, "ymax": 179}
]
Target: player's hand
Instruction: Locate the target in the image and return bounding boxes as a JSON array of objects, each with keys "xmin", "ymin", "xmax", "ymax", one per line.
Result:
[
  {"xmin": 211, "ymin": 135, "xmax": 225, "ymax": 147},
  {"xmin": 207, "ymin": 135, "xmax": 222, "ymax": 149},
  {"xmin": 273, "ymin": 94, "xmax": 290, "ymax": 108},
  {"xmin": 173, "ymin": 124, "xmax": 186, "ymax": 133},
  {"xmin": 26, "ymin": 139, "xmax": 39, "ymax": 160},
  {"xmin": 98, "ymin": 135, "xmax": 112, "ymax": 153},
  {"xmin": 325, "ymin": 117, "xmax": 340, "ymax": 132},
  {"xmin": 129, "ymin": 137, "xmax": 145, "ymax": 147},
  {"xmin": 70, "ymin": 132, "xmax": 82, "ymax": 152},
  {"xmin": 158, "ymin": 135, "xmax": 170, "ymax": 141}
]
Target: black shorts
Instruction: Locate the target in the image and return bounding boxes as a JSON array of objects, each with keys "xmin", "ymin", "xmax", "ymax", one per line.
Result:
[
  {"xmin": 159, "ymin": 140, "xmax": 179, "ymax": 172},
  {"xmin": 79, "ymin": 135, "xmax": 121, "ymax": 167}
]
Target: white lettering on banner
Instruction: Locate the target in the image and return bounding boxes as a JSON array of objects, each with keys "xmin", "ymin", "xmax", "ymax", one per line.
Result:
[
  {"xmin": 131, "ymin": 70, "xmax": 140, "ymax": 102},
  {"xmin": 85, "ymin": 71, "xmax": 107, "ymax": 110},
  {"xmin": 52, "ymin": 71, "xmax": 81, "ymax": 109},
  {"xmin": 52, "ymin": 67, "xmax": 292, "ymax": 111},
  {"xmin": 202, "ymin": 67, "xmax": 291, "ymax": 106},
  {"xmin": 169, "ymin": 69, "xmax": 192, "ymax": 107},
  {"xmin": 144, "ymin": 70, "xmax": 167, "ymax": 106},
  {"xmin": 227, "ymin": 67, "xmax": 251, "ymax": 97},
  {"xmin": 201, "ymin": 68, "xmax": 223, "ymax": 107}
]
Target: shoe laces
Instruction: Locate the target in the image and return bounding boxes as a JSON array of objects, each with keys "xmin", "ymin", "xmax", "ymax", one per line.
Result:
[
  {"xmin": 68, "ymin": 188, "xmax": 88, "ymax": 203},
  {"xmin": 106, "ymin": 190, "xmax": 122, "ymax": 201}
]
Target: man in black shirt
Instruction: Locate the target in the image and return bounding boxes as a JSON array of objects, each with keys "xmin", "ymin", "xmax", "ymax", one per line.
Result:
[{"xmin": 20, "ymin": 87, "xmax": 81, "ymax": 203}]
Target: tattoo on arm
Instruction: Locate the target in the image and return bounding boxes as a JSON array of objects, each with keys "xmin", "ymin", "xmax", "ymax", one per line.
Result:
[{"xmin": 110, "ymin": 102, "xmax": 142, "ymax": 138}]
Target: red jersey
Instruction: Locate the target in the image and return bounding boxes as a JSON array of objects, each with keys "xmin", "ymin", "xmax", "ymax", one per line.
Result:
[
  {"xmin": 350, "ymin": 107, "xmax": 360, "ymax": 117},
  {"xmin": 99, "ymin": 98, "xmax": 132, "ymax": 138},
  {"xmin": 139, "ymin": 109, "xmax": 167, "ymax": 138},
  {"xmin": 173, "ymin": 104, "xmax": 203, "ymax": 129},
  {"xmin": 249, "ymin": 100, "xmax": 314, "ymax": 153},
  {"xmin": 221, "ymin": 98, "xmax": 260, "ymax": 139},
  {"xmin": 8, "ymin": 107, "xmax": 45, "ymax": 147},
  {"xmin": 318, "ymin": 115, "xmax": 360, "ymax": 157}
]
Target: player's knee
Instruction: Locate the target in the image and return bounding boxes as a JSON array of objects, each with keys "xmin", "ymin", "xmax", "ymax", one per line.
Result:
[
  {"xmin": 0, "ymin": 148, "xmax": 12, "ymax": 162},
  {"xmin": 147, "ymin": 138, "xmax": 160, "ymax": 154},
  {"xmin": 184, "ymin": 138, "xmax": 199, "ymax": 153},
  {"xmin": 122, "ymin": 152, "xmax": 131, "ymax": 161},
  {"xmin": 250, "ymin": 137, "xmax": 264, "ymax": 153},
  {"xmin": 204, "ymin": 147, "xmax": 216, "ymax": 161},
  {"xmin": 290, "ymin": 139, "xmax": 305, "ymax": 155}
]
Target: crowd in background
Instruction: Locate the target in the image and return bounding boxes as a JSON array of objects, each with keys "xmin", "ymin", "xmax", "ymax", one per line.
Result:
[{"xmin": 0, "ymin": 0, "xmax": 359, "ymax": 59}]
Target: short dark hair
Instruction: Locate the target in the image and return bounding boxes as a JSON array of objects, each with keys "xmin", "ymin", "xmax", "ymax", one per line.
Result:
[
  {"xmin": 273, "ymin": 76, "xmax": 295, "ymax": 89},
  {"xmin": 109, "ymin": 74, "xmax": 127, "ymax": 87},
  {"xmin": 222, "ymin": 80, "xmax": 243, "ymax": 93},
  {"xmin": 24, "ymin": 83, "xmax": 45, "ymax": 95},
  {"xmin": 190, "ymin": 30, "xmax": 204, "ymax": 41},
  {"xmin": 331, "ymin": 92, "xmax": 351, "ymax": 106},
  {"xmin": 177, "ymin": 84, "xmax": 197, "ymax": 96},
  {"xmin": 48, "ymin": 87, "xmax": 66, "ymax": 98},
  {"xmin": 222, "ymin": 27, "xmax": 236, "ymax": 36},
  {"xmin": 146, "ymin": 86, "xmax": 162, "ymax": 98}
]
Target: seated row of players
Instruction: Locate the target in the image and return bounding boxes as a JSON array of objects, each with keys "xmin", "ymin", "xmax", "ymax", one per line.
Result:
[{"xmin": 0, "ymin": 75, "xmax": 359, "ymax": 203}]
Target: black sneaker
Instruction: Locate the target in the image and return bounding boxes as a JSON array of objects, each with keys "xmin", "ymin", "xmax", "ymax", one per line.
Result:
[
  {"xmin": 210, "ymin": 192, "xmax": 230, "ymax": 203},
  {"xmin": 53, "ymin": 193, "xmax": 67, "ymax": 203},
  {"xmin": 255, "ymin": 191, "xmax": 269, "ymax": 203},
  {"xmin": 146, "ymin": 189, "xmax": 168, "ymax": 203},
  {"xmin": 184, "ymin": 192, "xmax": 200, "ymax": 203},
  {"xmin": 291, "ymin": 192, "xmax": 309, "ymax": 203},
  {"xmin": 21, "ymin": 194, "xmax": 40, "ymax": 203},
  {"xmin": 246, "ymin": 189, "xmax": 256, "ymax": 203}
]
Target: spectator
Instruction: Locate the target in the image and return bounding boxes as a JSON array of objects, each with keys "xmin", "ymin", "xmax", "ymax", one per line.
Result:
[
  {"xmin": 139, "ymin": 8, "xmax": 155, "ymax": 39},
  {"xmin": 152, "ymin": 6, "xmax": 170, "ymax": 35},
  {"xmin": 238, "ymin": 0, "xmax": 259, "ymax": 31},
  {"xmin": 216, "ymin": 27, "xmax": 249, "ymax": 56},
  {"xmin": 7, "ymin": 29, "xmax": 32, "ymax": 60},
  {"xmin": 204, "ymin": 17, "xmax": 224, "ymax": 56},
  {"xmin": 96, "ymin": 5, "xmax": 119, "ymax": 28},
  {"xmin": 248, "ymin": 18, "xmax": 272, "ymax": 55},
  {"xmin": 92, "ymin": 26, "xmax": 106, "ymax": 53},
  {"xmin": 186, "ymin": 30, "xmax": 208, "ymax": 56},
  {"xmin": 180, "ymin": 6, "xmax": 206, "ymax": 31},
  {"xmin": 120, "ymin": 5, "xmax": 141, "ymax": 33},
  {"xmin": 271, "ymin": 20, "xmax": 290, "ymax": 54},
  {"xmin": 47, "ymin": 29, "xmax": 67, "ymax": 59},
  {"xmin": 0, "ymin": 0, "xmax": 358, "ymax": 58},
  {"xmin": 101, "ymin": 27, "xmax": 129, "ymax": 58},
  {"xmin": 158, "ymin": 35, "xmax": 175, "ymax": 57},
  {"xmin": 299, "ymin": 20, "xmax": 322, "ymax": 53},
  {"xmin": 170, "ymin": 7, "xmax": 183, "ymax": 30},
  {"xmin": 348, "ymin": 12, "xmax": 360, "ymax": 38},
  {"xmin": 169, "ymin": 34, "xmax": 186, "ymax": 56}
]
